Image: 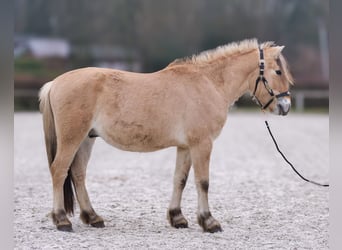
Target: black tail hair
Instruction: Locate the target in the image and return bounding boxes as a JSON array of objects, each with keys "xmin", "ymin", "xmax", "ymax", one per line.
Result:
[{"xmin": 63, "ymin": 170, "xmax": 75, "ymax": 215}]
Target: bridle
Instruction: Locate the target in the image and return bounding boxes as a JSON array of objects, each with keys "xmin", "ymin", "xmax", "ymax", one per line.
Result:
[{"xmin": 252, "ymin": 48, "xmax": 291, "ymax": 110}]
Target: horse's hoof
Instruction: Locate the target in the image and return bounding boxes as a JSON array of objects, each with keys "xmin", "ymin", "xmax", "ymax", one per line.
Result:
[
  {"xmin": 198, "ymin": 212, "xmax": 222, "ymax": 233},
  {"xmin": 91, "ymin": 221, "xmax": 105, "ymax": 228},
  {"xmin": 52, "ymin": 210, "xmax": 72, "ymax": 232},
  {"xmin": 167, "ymin": 208, "xmax": 188, "ymax": 229},
  {"xmin": 174, "ymin": 221, "xmax": 188, "ymax": 229},
  {"xmin": 80, "ymin": 211, "xmax": 104, "ymax": 228},
  {"xmin": 57, "ymin": 224, "xmax": 73, "ymax": 232},
  {"xmin": 205, "ymin": 224, "xmax": 222, "ymax": 233}
]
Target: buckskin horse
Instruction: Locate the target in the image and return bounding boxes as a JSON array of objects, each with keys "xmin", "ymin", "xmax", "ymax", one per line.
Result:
[{"xmin": 39, "ymin": 39, "xmax": 293, "ymax": 232}]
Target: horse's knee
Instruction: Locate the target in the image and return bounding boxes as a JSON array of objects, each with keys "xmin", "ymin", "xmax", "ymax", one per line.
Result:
[
  {"xmin": 179, "ymin": 174, "xmax": 188, "ymax": 190},
  {"xmin": 199, "ymin": 180, "xmax": 209, "ymax": 193},
  {"xmin": 50, "ymin": 155, "xmax": 74, "ymax": 181},
  {"xmin": 51, "ymin": 168, "xmax": 69, "ymax": 188},
  {"xmin": 71, "ymin": 171, "xmax": 85, "ymax": 184}
]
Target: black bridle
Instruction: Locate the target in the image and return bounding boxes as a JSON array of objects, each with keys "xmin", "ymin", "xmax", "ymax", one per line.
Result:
[{"xmin": 252, "ymin": 48, "xmax": 290, "ymax": 110}]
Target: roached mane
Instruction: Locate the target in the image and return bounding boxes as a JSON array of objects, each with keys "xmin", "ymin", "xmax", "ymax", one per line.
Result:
[
  {"xmin": 168, "ymin": 38, "xmax": 294, "ymax": 84},
  {"xmin": 168, "ymin": 39, "xmax": 276, "ymax": 66}
]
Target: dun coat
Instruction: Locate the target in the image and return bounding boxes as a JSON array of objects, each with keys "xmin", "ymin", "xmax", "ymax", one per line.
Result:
[{"xmin": 39, "ymin": 39, "xmax": 293, "ymax": 232}]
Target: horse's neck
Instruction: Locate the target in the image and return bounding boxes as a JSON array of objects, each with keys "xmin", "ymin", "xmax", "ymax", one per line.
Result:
[{"xmin": 202, "ymin": 51, "xmax": 258, "ymax": 105}]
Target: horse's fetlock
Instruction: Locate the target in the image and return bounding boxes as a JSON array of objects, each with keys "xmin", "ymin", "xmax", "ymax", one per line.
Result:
[
  {"xmin": 197, "ymin": 211, "xmax": 222, "ymax": 233},
  {"xmin": 80, "ymin": 210, "xmax": 104, "ymax": 227},
  {"xmin": 80, "ymin": 211, "xmax": 91, "ymax": 224},
  {"xmin": 168, "ymin": 208, "xmax": 188, "ymax": 228},
  {"xmin": 51, "ymin": 210, "xmax": 72, "ymax": 231},
  {"xmin": 180, "ymin": 175, "xmax": 188, "ymax": 190}
]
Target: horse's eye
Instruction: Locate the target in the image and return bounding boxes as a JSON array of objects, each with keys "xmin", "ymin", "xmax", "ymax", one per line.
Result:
[{"xmin": 275, "ymin": 70, "xmax": 282, "ymax": 75}]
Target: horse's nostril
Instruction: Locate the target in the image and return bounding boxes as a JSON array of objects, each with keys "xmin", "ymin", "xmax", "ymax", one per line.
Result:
[
  {"xmin": 278, "ymin": 104, "xmax": 284, "ymax": 115},
  {"xmin": 278, "ymin": 103, "xmax": 290, "ymax": 116},
  {"xmin": 277, "ymin": 97, "xmax": 291, "ymax": 116}
]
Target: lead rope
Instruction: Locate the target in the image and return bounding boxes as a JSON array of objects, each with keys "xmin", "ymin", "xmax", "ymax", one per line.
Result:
[{"xmin": 264, "ymin": 120, "xmax": 329, "ymax": 187}]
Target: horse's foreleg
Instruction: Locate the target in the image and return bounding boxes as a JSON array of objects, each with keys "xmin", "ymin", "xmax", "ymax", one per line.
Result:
[
  {"xmin": 70, "ymin": 138, "xmax": 104, "ymax": 228},
  {"xmin": 190, "ymin": 140, "xmax": 222, "ymax": 233},
  {"xmin": 168, "ymin": 147, "xmax": 192, "ymax": 228}
]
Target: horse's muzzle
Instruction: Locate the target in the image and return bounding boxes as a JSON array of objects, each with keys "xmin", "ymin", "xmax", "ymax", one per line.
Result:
[{"xmin": 275, "ymin": 97, "xmax": 291, "ymax": 116}]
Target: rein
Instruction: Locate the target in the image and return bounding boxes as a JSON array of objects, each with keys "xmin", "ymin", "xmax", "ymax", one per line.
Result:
[{"xmin": 254, "ymin": 48, "xmax": 329, "ymax": 187}]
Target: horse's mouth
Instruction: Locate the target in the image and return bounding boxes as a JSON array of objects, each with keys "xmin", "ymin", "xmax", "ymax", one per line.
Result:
[
  {"xmin": 275, "ymin": 97, "xmax": 291, "ymax": 116},
  {"xmin": 277, "ymin": 103, "xmax": 290, "ymax": 116}
]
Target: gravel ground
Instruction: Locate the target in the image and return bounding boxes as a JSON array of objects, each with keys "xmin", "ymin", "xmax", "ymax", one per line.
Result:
[{"xmin": 14, "ymin": 112, "xmax": 329, "ymax": 250}]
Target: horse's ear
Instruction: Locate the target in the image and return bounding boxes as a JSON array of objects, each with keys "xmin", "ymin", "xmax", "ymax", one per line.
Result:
[
  {"xmin": 271, "ymin": 46, "xmax": 285, "ymax": 58},
  {"xmin": 278, "ymin": 45, "xmax": 285, "ymax": 52}
]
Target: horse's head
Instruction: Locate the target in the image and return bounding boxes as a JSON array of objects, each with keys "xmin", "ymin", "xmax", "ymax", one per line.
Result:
[{"xmin": 251, "ymin": 45, "xmax": 294, "ymax": 116}]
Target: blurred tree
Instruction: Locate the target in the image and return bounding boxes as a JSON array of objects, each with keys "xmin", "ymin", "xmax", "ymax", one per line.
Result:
[
  {"xmin": 14, "ymin": 0, "xmax": 328, "ymax": 73},
  {"xmin": 134, "ymin": 0, "xmax": 204, "ymax": 71}
]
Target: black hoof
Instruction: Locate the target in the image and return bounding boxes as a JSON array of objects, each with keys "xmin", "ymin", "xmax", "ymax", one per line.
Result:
[
  {"xmin": 174, "ymin": 221, "xmax": 188, "ymax": 229},
  {"xmin": 205, "ymin": 224, "xmax": 222, "ymax": 233},
  {"xmin": 57, "ymin": 224, "xmax": 73, "ymax": 232},
  {"xmin": 91, "ymin": 221, "xmax": 105, "ymax": 228}
]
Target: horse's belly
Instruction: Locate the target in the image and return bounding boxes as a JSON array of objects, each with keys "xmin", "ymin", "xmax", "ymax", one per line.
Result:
[
  {"xmin": 96, "ymin": 122, "xmax": 182, "ymax": 152},
  {"xmin": 105, "ymin": 133, "xmax": 171, "ymax": 152}
]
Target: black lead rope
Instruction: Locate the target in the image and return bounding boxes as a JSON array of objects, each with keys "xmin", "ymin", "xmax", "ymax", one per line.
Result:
[{"xmin": 265, "ymin": 120, "xmax": 329, "ymax": 187}]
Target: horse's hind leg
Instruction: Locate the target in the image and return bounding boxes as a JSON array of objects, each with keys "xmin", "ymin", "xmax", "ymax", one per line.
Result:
[
  {"xmin": 50, "ymin": 142, "xmax": 81, "ymax": 231},
  {"xmin": 167, "ymin": 147, "xmax": 191, "ymax": 228},
  {"xmin": 70, "ymin": 137, "xmax": 105, "ymax": 228},
  {"xmin": 190, "ymin": 140, "xmax": 222, "ymax": 233}
]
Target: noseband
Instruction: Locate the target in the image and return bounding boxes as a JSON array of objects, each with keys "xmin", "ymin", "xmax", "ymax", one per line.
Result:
[{"xmin": 252, "ymin": 48, "xmax": 290, "ymax": 110}]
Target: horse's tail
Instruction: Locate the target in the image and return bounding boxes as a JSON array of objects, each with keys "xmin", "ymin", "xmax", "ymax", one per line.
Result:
[
  {"xmin": 39, "ymin": 81, "xmax": 75, "ymax": 215},
  {"xmin": 39, "ymin": 81, "xmax": 56, "ymax": 166}
]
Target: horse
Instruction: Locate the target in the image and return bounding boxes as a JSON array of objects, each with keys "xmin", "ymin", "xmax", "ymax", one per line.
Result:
[{"xmin": 39, "ymin": 39, "xmax": 293, "ymax": 233}]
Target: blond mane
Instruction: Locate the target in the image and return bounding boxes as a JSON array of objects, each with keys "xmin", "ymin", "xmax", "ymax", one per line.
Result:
[
  {"xmin": 168, "ymin": 38, "xmax": 294, "ymax": 84},
  {"xmin": 168, "ymin": 39, "xmax": 276, "ymax": 66}
]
